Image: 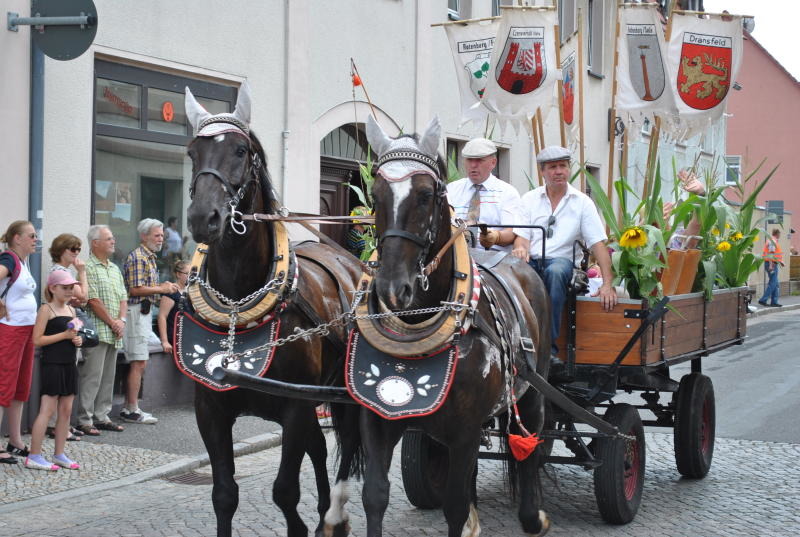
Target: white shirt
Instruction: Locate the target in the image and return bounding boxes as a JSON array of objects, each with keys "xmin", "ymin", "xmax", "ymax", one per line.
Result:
[
  {"xmin": 447, "ymin": 174, "xmax": 522, "ymax": 252},
  {"xmin": 516, "ymin": 183, "xmax": 607, "ymax": 261},
  {"xmin": 165, "ymin": 227, "xmax": 182, "ymax": 255},
  {"xmin": 0, "ymin": 260, "xmax": 37, "ymax": 326}
]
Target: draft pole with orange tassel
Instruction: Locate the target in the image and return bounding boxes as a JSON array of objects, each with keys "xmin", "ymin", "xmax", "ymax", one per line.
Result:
[{"xmin": 350, "ymin": 58, "xmax": 377, "ymax": 120}]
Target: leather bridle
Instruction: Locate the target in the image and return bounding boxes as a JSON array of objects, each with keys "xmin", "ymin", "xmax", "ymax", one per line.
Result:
[
  {"xmin": 188, "ymin": 126, "xmax": 264, "ymax": 235},
  {"xmin": 375, "ymin": 149, "xmax": 448, "ymax": 287}
]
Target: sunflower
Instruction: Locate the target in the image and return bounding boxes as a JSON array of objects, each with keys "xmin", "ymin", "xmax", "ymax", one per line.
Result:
[
  {"xmin": 725, "ymin": 223, "xmax": 731, "ymax": 229},
  {"xmin": 731, "ymin": 231, "xmax": 743, "ymax": 242},
  {"xmin": 619, "ymin": 226, "xmax": 648, "ymax": 248},
  {"xmin": 711, "ymin": 227, "xmax": 720, "ymax": 236},
  {"xmin": 716, "ymin": 241, "xmax": 731, "ymax": 252}
]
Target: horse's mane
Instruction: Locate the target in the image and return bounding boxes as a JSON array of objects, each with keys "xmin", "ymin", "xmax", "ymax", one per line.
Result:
[{"xmin": 248, "ymin": 131, "xmax": 279, "ymax": 215}]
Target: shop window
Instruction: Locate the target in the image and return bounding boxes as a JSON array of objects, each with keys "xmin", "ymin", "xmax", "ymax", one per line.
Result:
[
  {"xmin": 96, "ymin": 79, "xmax": 140, "ymax": 129},
  {"xmin": 93, "ymin": 60, "xmax": 236, "ymax": 273},
  {"xmin": 587, "ymin": 0, "xmax": 606, "ymax": 78}
]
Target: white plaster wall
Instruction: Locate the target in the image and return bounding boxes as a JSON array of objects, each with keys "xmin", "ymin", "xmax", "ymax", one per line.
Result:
[{"xmin": 1, "ymin": 0, "xmax": 31, "ymax": 228}]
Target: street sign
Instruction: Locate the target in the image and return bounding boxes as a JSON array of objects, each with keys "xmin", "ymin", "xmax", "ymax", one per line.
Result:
[{"xmin": 13, "ymin": 0, "xmax": 98, "ymax": 61}]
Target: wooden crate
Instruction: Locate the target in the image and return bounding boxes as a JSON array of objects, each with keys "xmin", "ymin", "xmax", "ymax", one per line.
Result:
[
  {"xmin": 555, "ymin": 287, "xmax": 748, "ymax": 367},
  {"xmin": 790, "ymin": 255, "xmax": 800, "ymax": 281}
]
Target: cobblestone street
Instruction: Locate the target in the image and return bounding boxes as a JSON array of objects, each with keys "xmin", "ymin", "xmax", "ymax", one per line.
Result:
[{"xmin": 2, "ymin": 431, "xmax": 798, "ymax": 537}]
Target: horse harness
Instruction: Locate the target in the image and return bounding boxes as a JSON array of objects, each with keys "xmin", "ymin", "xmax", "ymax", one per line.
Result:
[{"xmin": 189, "ymin": 116, "xmax": 265, "ymax": 236}]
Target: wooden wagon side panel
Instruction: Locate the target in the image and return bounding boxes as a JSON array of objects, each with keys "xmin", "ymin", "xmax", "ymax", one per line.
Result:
[
  {"xmin": 556, "ymin": 299, "xmax": 650, "ymax": 366},
  {"xmin": 660, "ymin": 295, "xmax": 705, "ymax": 360},
  {"xmin": 705, "ymin": 288, "xmax": 747, "ymax": 347}
]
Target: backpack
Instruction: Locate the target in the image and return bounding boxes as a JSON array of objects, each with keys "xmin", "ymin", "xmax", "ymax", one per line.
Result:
[{"xmin": 0, "ymin": 250, "xmax": 22, "ymax": 300}]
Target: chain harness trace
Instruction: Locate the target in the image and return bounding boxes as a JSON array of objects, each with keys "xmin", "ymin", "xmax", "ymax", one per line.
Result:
[{"xmin": 204, "ymin": 284, "xmax": 475, "ymax": 369}]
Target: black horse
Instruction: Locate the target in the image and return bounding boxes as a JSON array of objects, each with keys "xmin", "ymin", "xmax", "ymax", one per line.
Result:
[
  {"xmin": 184, "ymin": 83, "xmax": 362, "ymax": 537},
  {"xmin": 356, "ymin": 115, "xmax": 552, "ymax": 536}
]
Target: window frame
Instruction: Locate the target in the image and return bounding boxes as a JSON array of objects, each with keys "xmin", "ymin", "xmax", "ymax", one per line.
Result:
[
  {"xmin": 587, "ymin": 0, "xmax": 606, "ymax": 78},
  {"xmin": 724, "ymin": 155, "xmax": 742, "ymax": 186}
]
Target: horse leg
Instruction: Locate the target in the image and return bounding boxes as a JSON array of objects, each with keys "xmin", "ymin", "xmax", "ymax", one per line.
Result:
[
  {"xmin": 273, "ymin": 403, "xmax": 317, "ymax": 537},
  {"xmin": 302, "ymin": 405, "xmax": 334, "ymax": 537},
  {"xmin": 195, "ymin": 391, "xmax": 238, "ymax": 537},
  {"xmin": 516, "ymin": 391, "xmax": 550, "ymax": 537},
  {"xmin": 442, "ymin": 435, "xmax": 482, "ymax": 537},
  {"xmin": 324, "ymin": 404, "xmax": 362, "ymax": 537},
  {"xmin": 361, "ymin": 411, "xmax": 405, "ymax": 537}
]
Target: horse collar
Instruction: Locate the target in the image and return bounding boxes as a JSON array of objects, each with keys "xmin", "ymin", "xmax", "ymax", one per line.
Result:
[
  {"xmin": 354, "ymin": 217, "xmax": 480, "ymax": 357},
  {"xmin": 186, "ymin": 221, "xmax": 296, "ymax": 327}
]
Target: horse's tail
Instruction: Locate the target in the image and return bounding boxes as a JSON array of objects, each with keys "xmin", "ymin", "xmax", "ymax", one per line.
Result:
[{"xmin": 330, "ymin": 402, "xmax": 364, "ymax": 480}]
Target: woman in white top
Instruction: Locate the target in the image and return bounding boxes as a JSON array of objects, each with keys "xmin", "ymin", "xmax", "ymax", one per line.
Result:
[{"xmin": 0, "ymin": 220, "xmax": 39, "ymax": 463}]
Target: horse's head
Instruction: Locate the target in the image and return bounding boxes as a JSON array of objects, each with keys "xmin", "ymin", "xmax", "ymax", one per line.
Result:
[
  {"xmin": 185, "ymin": 81, "xmax": 274, "ymax": 245},
  {"xmin": 366, "ymin": 115, "xmax": 449, "ymax": 310}
]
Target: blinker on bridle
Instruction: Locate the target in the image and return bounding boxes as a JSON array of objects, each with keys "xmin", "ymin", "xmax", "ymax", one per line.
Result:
[
  {"xmin": 189, "ymin": 120, "xmax": 263, "ymax": 236},
  {"xmin": 375, "ymin": 149, "xmax": 447, "ymax": 290}
]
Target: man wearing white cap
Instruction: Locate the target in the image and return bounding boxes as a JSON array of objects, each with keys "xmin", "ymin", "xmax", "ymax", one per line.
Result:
[
  {"xmin": 513, "ymin": 146, "xmax": 616, "ymax": 381},
  {"xmin": 447, "ymin": 138, "xmax": 522, "ymax": 252}
]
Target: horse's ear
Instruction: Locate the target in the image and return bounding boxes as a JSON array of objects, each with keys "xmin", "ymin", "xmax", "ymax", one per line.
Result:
[
  {"xmin": 366, "ymin": 115, "xmax": 393, "ymax": 157},
  {"xmin": 418, "ymin": 116, "xmax": 441, "ymax": 159},
  {"xmin": 233, "ymin": 80, "xmax": 252, "ymax": 127},
  {"xmin": 185, "ymin": 86, "xmax": 211, "ymax": 132}
]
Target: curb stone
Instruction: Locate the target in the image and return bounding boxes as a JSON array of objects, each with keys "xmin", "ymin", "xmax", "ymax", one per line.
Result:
[{"xmin": 0, "ymin": 431, "xmax": 283, "ymax": 515}]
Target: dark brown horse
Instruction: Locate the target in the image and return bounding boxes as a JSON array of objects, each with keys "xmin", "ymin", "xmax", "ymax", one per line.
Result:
[
  {"xmin": 184, "ymin": 83, "xmax": 362, "ymax": 537},
  {"xmin": 358, "ymin": 115, "xmax": 552, "ymax": 536}
]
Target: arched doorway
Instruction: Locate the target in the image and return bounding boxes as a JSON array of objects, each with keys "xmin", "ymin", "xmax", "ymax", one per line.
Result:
[{"xmin": 319, "ymin": 123, "xmax": 375, "ymax": 246}]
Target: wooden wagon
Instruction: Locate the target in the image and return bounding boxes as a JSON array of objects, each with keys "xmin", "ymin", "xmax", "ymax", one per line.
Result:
[{"xmin": 400, "ymin": 286, "xmax": 750, "ymax": 524}]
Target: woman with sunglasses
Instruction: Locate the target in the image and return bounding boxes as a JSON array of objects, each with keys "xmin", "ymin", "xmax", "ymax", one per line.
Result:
[
  {"xmin": 48, "ymin": 234, "xmax": 88, "ymax": 305},
  {"xmin": 0, "ymin": 220, "xmax": 39, "ymax": 463},
  {"xmin": 46, "ymin": 233, "xmax": 89, "ymax": 441},
  {"xmin": 157, "ymin": 259, "xmax": 189, "ymax": 355}
]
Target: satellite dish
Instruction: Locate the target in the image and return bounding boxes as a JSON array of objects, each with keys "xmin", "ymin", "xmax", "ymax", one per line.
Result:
[
  {"xmin": 743, "ymin": 17, "xmax": 755, "ymax": 34},
  {"xmin": 31, "ymin": 0, "xmax": 98, "ymax": 61}
]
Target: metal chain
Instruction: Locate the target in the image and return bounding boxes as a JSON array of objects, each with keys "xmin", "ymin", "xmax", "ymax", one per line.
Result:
[
  {"xmin": 188, "ymin": 274, "xmax": 286, "ymax": 309},
  {"xmin": 219, "ymin": 290, "xmax": 473, "ymax": 364}
]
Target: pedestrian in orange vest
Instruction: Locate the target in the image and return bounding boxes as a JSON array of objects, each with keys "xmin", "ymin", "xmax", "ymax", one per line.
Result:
[{"xmin": 758, "ymin": 228, "xmax": 783, "ymax": 307}]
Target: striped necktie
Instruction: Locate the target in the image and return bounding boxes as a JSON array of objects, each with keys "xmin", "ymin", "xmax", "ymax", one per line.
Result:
[{"xmin": 466, "ymin": 184, "xmax": 483, "ymax": 224}]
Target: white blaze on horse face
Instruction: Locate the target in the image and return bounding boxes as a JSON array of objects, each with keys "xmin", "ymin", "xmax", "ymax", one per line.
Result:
[
  {"xmin": 389, "ymin": 180, "xmax": 412, "ymax": 227},
  {"xmin": 323, "ymin": 479, "xmax": 350, "ymax": 528}
]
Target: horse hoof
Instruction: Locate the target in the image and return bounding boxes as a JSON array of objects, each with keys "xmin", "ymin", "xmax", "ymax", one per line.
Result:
[
  {"xmin": 322, "ymin": 522, "xmax": 350, "ymax": 537},
  {"xmin": 525, "ymin": 510, "xmax": 550, "ymax": 537},
  {"xmin": 461, "ymin": 503, "xmax": 481, "ymax": 537}
]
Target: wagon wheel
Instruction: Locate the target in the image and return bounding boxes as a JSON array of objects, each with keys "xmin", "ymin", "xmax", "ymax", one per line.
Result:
[
  {"xmin": 673, "ymin": 373, "xmax": 715, "ymax": 478},
  {"xmin": 400, "ymin": 430, "xmax": 448, "ymax": 509},
  {"xmin": 592, "ymin": 403, "xmax": 645, "ymax": 524}
]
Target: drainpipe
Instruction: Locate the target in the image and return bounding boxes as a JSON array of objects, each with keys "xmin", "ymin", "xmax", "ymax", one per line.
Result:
[
  {"xmin": 281, "ymin": 0, "xmax": 290, "ymax": 205},
  {"xmin": 28, "ymin": 41, "xmax": 44, "ymax": 294}
]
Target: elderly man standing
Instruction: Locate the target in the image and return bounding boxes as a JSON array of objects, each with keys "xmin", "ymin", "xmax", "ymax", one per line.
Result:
[
  {"xmin": 513, "ymin": 146, "xmax": 617, "ymax": 382},
  {"xmin": 447, "ymin": 138, "xmax": 522, "ymax": 251},
  {"xmin": 121, "ymin": 219, "xmax": 178, "ymax": 424},
  {"xmin": 78, "ymin": 225, "xmax": 127, "ymax": 436}
]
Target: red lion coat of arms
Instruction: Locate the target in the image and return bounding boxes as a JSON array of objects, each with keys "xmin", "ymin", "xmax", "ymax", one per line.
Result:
[{"xmin": 677, "ymin": 32, "xmax": 732, "ymax": 110}]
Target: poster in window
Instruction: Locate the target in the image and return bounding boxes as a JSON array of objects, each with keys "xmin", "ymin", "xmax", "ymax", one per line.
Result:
[
  {"xmin": 95, "ymin": 180, "xmax": 114, "ymax": 211},
  {"xmin": 112, "ymin": 182, "xmax": 132, "ymax": 222}
]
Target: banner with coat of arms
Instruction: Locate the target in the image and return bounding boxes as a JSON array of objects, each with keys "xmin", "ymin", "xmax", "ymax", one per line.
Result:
[
  {"xmin": 481, "ymin": 7, "xmax": 558, "ymax": 131},
  {"xmin": 444, "ymin": 19, "xmax": 500, "ymax": 127},
  {"xmin": 560, "ymin": 49, "xmax": 580, "ymax": 153},
  {"xmin": 665, "ymin": 12, "xmax": 743, "ymax": 139},
  {"xmin": 615, "ymin": 5, "xmax": 674, "ymax": 122}
]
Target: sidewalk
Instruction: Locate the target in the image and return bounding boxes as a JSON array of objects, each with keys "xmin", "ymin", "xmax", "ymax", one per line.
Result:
[{"xmin": 1, "ymin": 296, "xmax": 797, "ymax": 514}]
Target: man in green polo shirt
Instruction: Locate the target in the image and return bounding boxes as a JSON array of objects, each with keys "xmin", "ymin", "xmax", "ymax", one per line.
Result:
[{"xmin": 77, "ymin": 225, "xmax": 128, "ymax": 436}]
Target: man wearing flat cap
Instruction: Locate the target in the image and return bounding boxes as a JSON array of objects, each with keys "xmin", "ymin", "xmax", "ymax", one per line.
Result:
[
  {"xmin": 513, "ymin": 146, "xmax": 616, "ymax": 381},
  {"xmin": 447, "ymin": 137, "xmax": 522, "ymax": 252}
]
